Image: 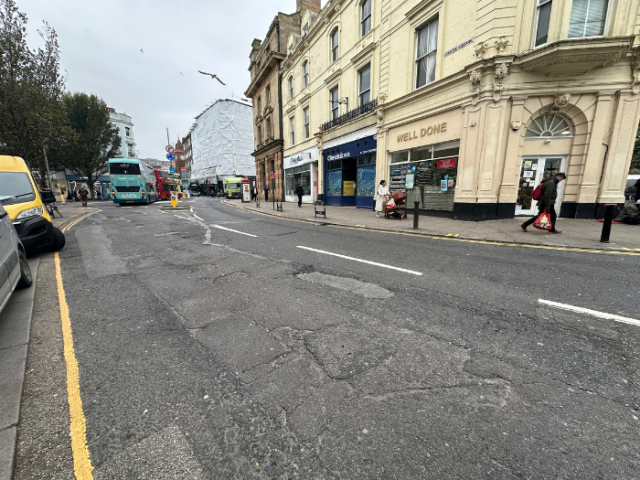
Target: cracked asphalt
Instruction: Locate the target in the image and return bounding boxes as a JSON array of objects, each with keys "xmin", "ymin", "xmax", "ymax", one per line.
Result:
[{"xmin": 13, "ymin": 198, "xmax": 640, "ymax": 479}]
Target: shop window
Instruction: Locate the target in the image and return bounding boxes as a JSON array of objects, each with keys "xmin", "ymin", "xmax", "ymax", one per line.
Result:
[
  {"xmin": 303, "ymin": 60, "xmax": 309, "ymax": 87},
  {"xmin": 390, "ymin": 151, "xmax": 409, "ymax": 164},
  {"xmin": 361, "ymin": 0, "xmax": 372, "ymax": 37},
  {"xmin": 289, "ymin": 76, "xmax": 294, "ymax": 100},
  {"xmin": 359, "ymin": 64, "xmax": 371, "ymax": 106},
  {"xmin": 330, "ymin": 87, "xmax": 339, "ymax": 120},
  {"xmin": 304, "ymin": 106, "xmax": 310, "ymax": 139},
  {"xmin": 327, "ymin": 160, "xmax": 342, "ymax": 170},
  {"xmin": 535, "ymin": 0, "xmax": 553, "ymax": 46},
  {"xmin": 286, "ymin": 164, "xmax": 311, "ymax": 197},
  {"xmin": 525, "ymin": 113, "xmax": 573, "ymax": 137},
  {"xmin": 331, "ymin": 28, "xmax": 339, "ymax": 62},
  {"xmin": 568, "ymin": 0, "xmax": 609, "ymax": 38},
  {"xmin": 415, "ymin": 17, "xmax": 439, "ymax": 88}
]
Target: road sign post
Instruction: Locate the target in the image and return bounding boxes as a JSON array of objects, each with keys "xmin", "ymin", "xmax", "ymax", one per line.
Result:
[
  {"xmin": 166, "ymin": 153, "xmax": 175, "ymax": 161},
  {"xmin": 171, "ymin": 192, "xmax": 178, "ymax": 208},
  {"xmin": 165, "ymin": 145, "xmax": 174, "ymax": 153}
]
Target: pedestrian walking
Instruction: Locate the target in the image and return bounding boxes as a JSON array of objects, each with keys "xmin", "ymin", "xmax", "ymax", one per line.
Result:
[
  {"xmin": 520, "ymin": 172, "xmax": 566, "ymax": 234},
  {"xmin": 295, "ymin": 184, "xmax": 304, "ymax": 207},
  {"xmin": 78, "ymin": 187, "xmax": 89, "ymax": 207},
  {"xmin": 264, "ymin": 185, "xmax": 269, "ymax": 202},
  {"xmin": 375, "ymin": 180, "xmax": 390, "ymax": 218},
  {"xmin": 72, "ymin": 190, "xmax": 78, "ymax": 203},
  {"xmin": 253, "ymin": 186, "xmax": 258, "ymax": 202}
]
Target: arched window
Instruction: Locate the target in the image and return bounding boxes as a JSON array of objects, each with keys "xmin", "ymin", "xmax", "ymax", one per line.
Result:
[
  {"xmin": 525, "ymin": 113, "xmax": 573, "ymax": 137},
  {"xmin": 361, "ymin": 0, "xmax": 372, "ymax": 36},
  {"xmin": 302, "ymin": 60, "xmax": 309, "ymax": 87},
  {"xmin": 331, "ymin": 28, "xmax": 339, "ymax": 62}
]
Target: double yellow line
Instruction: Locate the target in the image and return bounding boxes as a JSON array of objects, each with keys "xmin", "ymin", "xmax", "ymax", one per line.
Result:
[{"xmin": 55, "ymin": 210, "xmax": 100, "ymax": 479}]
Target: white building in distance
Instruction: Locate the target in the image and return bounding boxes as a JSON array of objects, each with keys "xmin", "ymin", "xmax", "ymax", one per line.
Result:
[
  {"xmin": 108, "ymin": 108, "xmax": 137, "ymax": 158},
  {"xmin": 190, "ymin": 99, "xmax": 255, "ymax": 183}
]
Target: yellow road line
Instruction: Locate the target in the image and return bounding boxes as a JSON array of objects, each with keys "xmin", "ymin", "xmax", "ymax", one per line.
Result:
[
  {"xmin": 61, "ymin": 210, "xmax": 101, "ymax": 233},
  {"xmin": 55, "ymin": 253, "xmax": 94, "ymax": 480},
  {"xmin": 219, "ymin": 201, "xmax": 640, "ymax": 256}
]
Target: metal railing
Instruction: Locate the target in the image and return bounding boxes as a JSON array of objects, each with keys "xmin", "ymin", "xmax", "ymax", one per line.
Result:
[{"xmin": 321, "ymin": 98, "xmax": 377, "ymax": 132}]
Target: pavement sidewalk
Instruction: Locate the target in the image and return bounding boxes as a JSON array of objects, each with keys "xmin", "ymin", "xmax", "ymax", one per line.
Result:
[
  {"xmin": 0, "ymin": 205, "xmax": 98, "ymax": 480},
  {"xmin": 222, "ymin": 199, "xmax": 640, "ymax": 252}
]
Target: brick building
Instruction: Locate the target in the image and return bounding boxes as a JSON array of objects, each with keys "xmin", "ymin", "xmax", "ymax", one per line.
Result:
[{"xmin": 245, "ymin": 0, "xmax": 321, "ymax": 201}]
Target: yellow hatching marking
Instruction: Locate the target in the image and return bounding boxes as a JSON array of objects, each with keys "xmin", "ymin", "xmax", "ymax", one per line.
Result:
[
  {"xmin": 220, "ymin": 201, "xmax": 640, "ymax": 256},
  {"xmin": 55, "ymin": 252, "xmax": 94, "ymax": 480}
]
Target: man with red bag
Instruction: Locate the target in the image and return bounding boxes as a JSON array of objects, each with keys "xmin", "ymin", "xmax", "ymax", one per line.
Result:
[{"xmin": 520, "ymin": 172, "xmax": 566, "ymax": 234}]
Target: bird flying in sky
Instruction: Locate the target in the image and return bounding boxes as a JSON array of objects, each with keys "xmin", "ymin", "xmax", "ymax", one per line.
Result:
[
  {"xmin": 140, "ymin": 48, "xmax": 144, "ymax": 53},
  {"xmin": 198, "ymin": 71, "xmax": 226, "ymax": 85}
]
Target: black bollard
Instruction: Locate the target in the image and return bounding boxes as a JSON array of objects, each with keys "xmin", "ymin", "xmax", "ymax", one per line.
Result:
[
  {"xmin": 413, "ymin": 201, "xmax": 420, "ymax": 229},
  {"xmin": 600, "ymin": 204, "xmax": 615, "ymax": 243}
]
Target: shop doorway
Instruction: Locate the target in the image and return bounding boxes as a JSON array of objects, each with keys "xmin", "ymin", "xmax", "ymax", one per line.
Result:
[
  {"xmin": 325, "ymin": 158, "xmax": 356, "ymax": 206},
  {"xmin": 516, "ymin": 157, "xmax": 566, "ymax": 216}
]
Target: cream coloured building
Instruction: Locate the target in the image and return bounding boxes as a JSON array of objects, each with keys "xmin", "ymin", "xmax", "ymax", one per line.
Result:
[{"xmin": 281, "ymin": 0, "xmax": 640, "ymax": 219}]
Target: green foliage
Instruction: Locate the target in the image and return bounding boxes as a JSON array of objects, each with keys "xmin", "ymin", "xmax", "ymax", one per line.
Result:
[
  {"xmin": 48, "ymin": 92, "xmax": 121, "ymax": 198},
  {"xmin": 0, "ymin": 0, "xmax": 67, "ymax": 185},
  {"xmin": 631, "ymin": 124, "xmax": 640, "ymax": 174}
]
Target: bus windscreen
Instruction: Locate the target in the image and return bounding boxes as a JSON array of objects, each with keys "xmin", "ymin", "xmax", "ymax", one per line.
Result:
[{"xmin": 110, "ymin": 163, "xmax": 141, "ymax": 175}]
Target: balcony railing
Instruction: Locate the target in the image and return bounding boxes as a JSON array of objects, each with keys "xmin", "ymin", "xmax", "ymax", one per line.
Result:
[{"xmin": 321, "ymin": 98, "xmax": 378, "ymax": 132}]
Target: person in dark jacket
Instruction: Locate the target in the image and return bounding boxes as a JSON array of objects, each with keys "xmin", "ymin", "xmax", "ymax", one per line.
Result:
[
  {"xmin": 295, "ymin": 184, "xmax": 304, "ymax": 207},
  {"xmin": 264, "ymin": 185, "xmax": 269, "ymax": 202},
  {"xmin": 520, "ymin": 172, "xmax": 566, "ymax": 234}
]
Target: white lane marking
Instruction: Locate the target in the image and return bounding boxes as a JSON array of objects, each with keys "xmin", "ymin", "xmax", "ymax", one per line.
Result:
[
  {"xmin": 297, "ymin": 246, "xmax": 423, "ymax": 276},
  {"xmin": 538, "ymin": 299, "xmax": 640, "ymax": 327},
  {"xmin": 212, "ymin": 225, "xmax": 257, "ymax": 238},
  {"xmin": 193, "ymin": 214, "xmax": 204, "ymax": 221}
]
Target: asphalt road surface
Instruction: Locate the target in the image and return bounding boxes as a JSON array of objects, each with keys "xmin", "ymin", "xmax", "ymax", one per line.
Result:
[{"xmin": 14, "ymin": 198, "xmax": 640, "ymax": 479}]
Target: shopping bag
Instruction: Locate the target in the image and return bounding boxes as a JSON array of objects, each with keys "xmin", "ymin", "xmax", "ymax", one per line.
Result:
[
  {"xmin": 386, "ymin": 198, "xmax": 396, "ymax": 209},
  {"xmin": 533, "ymin": 209, "xmax": 552, "ymax": 230}
]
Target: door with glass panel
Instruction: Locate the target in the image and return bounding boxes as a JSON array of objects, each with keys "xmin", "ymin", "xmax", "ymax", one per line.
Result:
[{"xmin": 516, "ymin": 157, "xmax": 566, "ymax": 216}]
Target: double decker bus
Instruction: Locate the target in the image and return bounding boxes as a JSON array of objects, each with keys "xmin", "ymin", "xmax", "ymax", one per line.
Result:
[{"xmin": 109, "ymin": 159, "xmax": 159, "ymax": 204}]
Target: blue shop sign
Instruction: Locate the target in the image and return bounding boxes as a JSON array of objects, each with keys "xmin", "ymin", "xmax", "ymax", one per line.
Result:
[{"xmin": 323, "ymin": 136, "xmax": 376, "ymax": 161}]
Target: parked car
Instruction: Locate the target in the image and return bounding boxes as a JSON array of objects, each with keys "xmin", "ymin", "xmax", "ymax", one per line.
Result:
[
  {"xmin": 0, "ymin": 203, "xmax": 32, "ymax": 314},
  {"xmin": 625, "ymin": 174, "xmax": 640, "ymax": 200},
  {"xmin": 0, "ymin": 156, "xmax": 65, "ymax": 252}
]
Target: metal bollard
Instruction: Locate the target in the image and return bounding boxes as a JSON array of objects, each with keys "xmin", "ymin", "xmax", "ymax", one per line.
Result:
[
  {"xmin": 413, "ymin": 201, "xmax": 420, "ymax": 229},
  {"xmin": 600, "ymin": 204, "xmax": 615, "ymax": 243}
]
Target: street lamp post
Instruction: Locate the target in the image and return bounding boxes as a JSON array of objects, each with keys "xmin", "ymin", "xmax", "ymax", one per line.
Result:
[{"xmin": 43, "ymin": 142, "xmax": 52, "ymax": 190}]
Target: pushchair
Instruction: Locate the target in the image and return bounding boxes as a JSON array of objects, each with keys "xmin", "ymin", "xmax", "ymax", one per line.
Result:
[{"xmin": 383, "ymin": 191, "xmax": 408, "ymax": 219}]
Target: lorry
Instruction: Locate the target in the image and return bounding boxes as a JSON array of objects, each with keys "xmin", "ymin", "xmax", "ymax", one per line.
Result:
[{"xmin": 224, "ymin": 177, "xmax": 244, "ymax": 199}]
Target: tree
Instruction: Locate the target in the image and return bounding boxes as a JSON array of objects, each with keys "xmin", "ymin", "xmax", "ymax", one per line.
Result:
[
  {"xmin": 0, "ymin": 0, "xmax": 67, "ymax": 186},
  {"xmin": 49, "ymin": 93, "xmax": 121, "ymax": 198},
  {"xmin": 631, "ymin": 123, "xmax": 640, "ymax": 174}
]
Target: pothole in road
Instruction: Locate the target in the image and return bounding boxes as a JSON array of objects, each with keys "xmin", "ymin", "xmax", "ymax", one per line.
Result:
[{"xmin": 296, "ymin": 272, "xmax": 393, "ymax": 299}]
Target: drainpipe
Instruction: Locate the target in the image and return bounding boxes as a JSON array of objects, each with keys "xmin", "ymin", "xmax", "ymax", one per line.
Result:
[{"xmin": 276, "ymin": 20, "xmax": 284, "ymax": 201}]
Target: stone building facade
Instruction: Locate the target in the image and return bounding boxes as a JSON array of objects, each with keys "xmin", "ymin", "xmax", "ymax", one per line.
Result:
[
  {"xmin": 280, "ymin": 0, "xmax": 640, "ymax": 219},
  {"xmin": 246, "ymin": 0, "xmax": 322, "ymax": 202}
]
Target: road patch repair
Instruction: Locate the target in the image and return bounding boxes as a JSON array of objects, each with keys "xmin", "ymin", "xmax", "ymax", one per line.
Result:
[{"xmin": 297, "ymin": 272, "xmax": 394, "ymax": 299}]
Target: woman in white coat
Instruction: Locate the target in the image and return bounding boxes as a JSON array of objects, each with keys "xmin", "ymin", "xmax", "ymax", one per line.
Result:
[{"xmin": 375, "ymin": 180, "xmax": 390, "ymax": 217}]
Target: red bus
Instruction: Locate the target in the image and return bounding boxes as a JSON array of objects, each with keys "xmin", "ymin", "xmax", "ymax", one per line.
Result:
[{"xmin": 154, "ymin": 169, "xmax": 180, "ymax": 200}]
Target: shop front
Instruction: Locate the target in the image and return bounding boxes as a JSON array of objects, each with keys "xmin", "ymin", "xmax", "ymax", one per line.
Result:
[
  {"xmin": 284, "ymin": 147, "xmax": 318, "ymax": 204},
  {"xmin": 323, "ymin": 136, "xmax": 377, "ymax": 208}
]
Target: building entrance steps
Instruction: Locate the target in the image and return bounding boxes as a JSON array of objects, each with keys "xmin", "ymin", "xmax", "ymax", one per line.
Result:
[{"xmin": 221, "ymin": 199, "xmax": 640, "ymax": 253}]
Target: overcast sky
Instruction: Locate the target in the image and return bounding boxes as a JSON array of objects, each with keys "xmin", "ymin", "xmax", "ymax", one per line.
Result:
[{"xmin": 21, "ymin": 0, "xmax": 328, "ymax": 159}]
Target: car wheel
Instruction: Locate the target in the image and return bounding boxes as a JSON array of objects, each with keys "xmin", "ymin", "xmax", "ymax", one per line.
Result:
[
  {"xmin": 44, "ymin": 227, "xmax": 66, "ymax": 252},
  {"xmin": 17, "ymin": 250, "xmax": 33, "ymax": 289}
]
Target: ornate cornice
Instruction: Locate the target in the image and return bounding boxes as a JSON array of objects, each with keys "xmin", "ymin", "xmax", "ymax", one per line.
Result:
[
  {"xmin": 323, "ymin": 68, "xmax": 342, "ymax": 85},
  {"xmin": 350, "ymin": 41, "xmax": 377, "ymax": 66}
]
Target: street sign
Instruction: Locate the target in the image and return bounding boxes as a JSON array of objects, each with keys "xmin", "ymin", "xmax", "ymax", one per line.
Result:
[
  {"xmin": 270, "ymin": 172, "xmax": 276, "ymax": 179},
  {"xmin": 182, "ymin": 172, "xmax": 187, "ymax": 178},
  {"xmin": 166, "ymin": 153, "xmax": 175, "ymax": 161},
  {"xmin": 169, "ymin": 167, "xmax": 175, "ymax": 174},
  {"xmin": 165, "ymin": 145, "xmax": 175, "ymax": 153}
]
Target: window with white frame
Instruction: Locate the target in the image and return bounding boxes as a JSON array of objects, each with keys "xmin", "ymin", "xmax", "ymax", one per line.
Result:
[
  {"xmin": 361, "ymin": 0, "xmax": 372, "ymax": 36},
  {"xmin": 288, "ymin": 76, "xmax": 294, "ymax": 100},
  {"xmin": 534, "ymin": 0, "xmax": 553, "ymax": 46},
  {"xmin": 330, "ymin": 87, "xmax": 339, "ymax": 120},
  {"xmin": 359, "ymin": 64, "xmax": 371, "ymax": 106},
  {"xmin": 290, "ymin": 117, "xmax": 295, "ymax": 145},
  {"xmin": 304, "ymin": 106, "xmax": 310, "ymax": 139},
  {"xmin": 331, "ymin": 28, "xmax": 339, "ymax": 62},
  {"xmin": 568, "ymin": 0, "xmax": 609, "ymax": 38},
  {"xmin": 415, "ymin": 17, "xmax": 438, "ymax": 89},
  {"xmin": 303, "ymin": 60, "xmax": 309, "ymax": 87}
]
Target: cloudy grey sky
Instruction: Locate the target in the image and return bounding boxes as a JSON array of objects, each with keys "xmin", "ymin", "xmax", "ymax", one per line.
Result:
[{"xmin": 21, "ymin": 0, "xmax": 327, "ymax": 159}]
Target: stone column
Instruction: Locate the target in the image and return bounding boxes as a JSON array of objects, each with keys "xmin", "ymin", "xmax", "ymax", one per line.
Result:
[{"xmin": 498, "ymin": 96, "xmax": 527, "ymax": 213}]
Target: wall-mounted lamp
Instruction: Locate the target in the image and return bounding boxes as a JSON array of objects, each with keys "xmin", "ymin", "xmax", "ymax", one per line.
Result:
[
  {"xmin": 329, "ymin": 97, "xmax": 349, "ymax": 110},
  {"xmin": 470, "ymin": 122, "xmax": 476, "ymax": 127},
  {"xmin": 544, "ymin": 139, "xmax": 551, "ymax": 144}
]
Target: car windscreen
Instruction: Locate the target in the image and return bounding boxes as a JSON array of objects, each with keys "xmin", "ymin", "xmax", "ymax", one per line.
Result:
[
  {"xmin": 110, "ymin": 163, "xmax": 141, "ymax": 175},
  {"xmin": 0, "ymin": 172, "xmax": 36, "ymax": 205},
  {"xmin": 227, "ymin": 183, "xmax": 239, "ymax": 189}
]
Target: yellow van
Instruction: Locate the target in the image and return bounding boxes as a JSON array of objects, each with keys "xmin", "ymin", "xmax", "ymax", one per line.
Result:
[{"xmin": 0, "ymin": 156, "xmax": 65, "ymax": 252}]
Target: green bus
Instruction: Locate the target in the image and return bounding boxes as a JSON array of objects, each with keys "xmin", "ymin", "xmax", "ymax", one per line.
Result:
[
  {"xmin": 109, "ymin": 159, "xmax": 159, "ymax": 204},
  {"xmin": 225, "ymin": 177, "xmax": 244, "ymax": 199}
]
